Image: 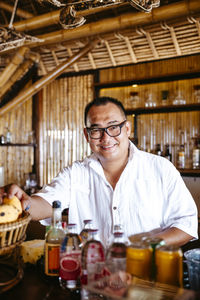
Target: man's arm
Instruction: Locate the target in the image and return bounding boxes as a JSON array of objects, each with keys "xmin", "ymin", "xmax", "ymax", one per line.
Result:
[
  {"xmin": 153, "ymin": 227, "xmax": 194, "ymax": 247},
  {"xmin": 0, "ymin": 183, "xmax": 52, "ymax": 220}
]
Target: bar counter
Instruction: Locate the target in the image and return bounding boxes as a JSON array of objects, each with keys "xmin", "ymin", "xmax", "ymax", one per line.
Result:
[{"xmin": 2, "ymin": 263, "xmax": 81, "ymax": 300}]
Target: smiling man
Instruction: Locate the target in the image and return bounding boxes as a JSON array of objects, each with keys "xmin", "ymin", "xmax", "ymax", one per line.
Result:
[{"xmin": 0, "ymin": 97, "xmax": 198, "ymax": 247}]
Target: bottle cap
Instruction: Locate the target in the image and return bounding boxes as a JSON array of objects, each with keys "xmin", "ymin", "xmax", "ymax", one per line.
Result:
[{"xmin": 52, "ymin": 200, "xmax": 61, "ymax": 208}]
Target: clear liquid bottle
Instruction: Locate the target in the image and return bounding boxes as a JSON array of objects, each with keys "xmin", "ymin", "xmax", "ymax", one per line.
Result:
[
  {"xmin": 80, "ymin": 219, "xmax": 93, "ymax": 245},
  {"xmin": 44, "ymin": 200, "xmax": 65, "ymax": 278},
  {"xmin": 106, "ymin": 231, "xmax": 127, "ymax": 274},
  {"xmin": 59, "ymin": 223, "xmax": 82, "ymax": 291},
  {"xmin": 81, "ymin": 229, "xmax": 105, "ymax": 286},
  {"xmin": 192, "ymin": 137, "xmax": 200, "ymax": 169},
  {"xmin": 177, "ymin": 144, "xmax": 185, "ymax": 169}
]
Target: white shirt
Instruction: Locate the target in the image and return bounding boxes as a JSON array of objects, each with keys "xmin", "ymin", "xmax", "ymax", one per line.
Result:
[{"xmin": 37, "ymin": 142, "xmax": 198, "ymax": 246}]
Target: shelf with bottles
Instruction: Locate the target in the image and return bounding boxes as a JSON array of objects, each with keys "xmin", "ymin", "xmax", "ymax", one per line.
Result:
[{"xmin": 127, "ymin": 113, "xmax": 200, "ymax": 177}]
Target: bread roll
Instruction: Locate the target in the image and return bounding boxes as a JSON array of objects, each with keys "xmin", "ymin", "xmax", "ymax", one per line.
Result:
[{"xmin": 0, "ymin": 196, "xmax": 22, "ymax": 224}]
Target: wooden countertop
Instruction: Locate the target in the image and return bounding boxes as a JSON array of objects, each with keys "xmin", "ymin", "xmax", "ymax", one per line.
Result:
[{"xmin": 2, "ymin": 263, "xmax": 81, "ymax": 300}]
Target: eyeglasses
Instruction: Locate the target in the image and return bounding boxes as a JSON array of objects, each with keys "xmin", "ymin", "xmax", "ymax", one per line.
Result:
[{"xmin": 86, "ymin": 120, "xmax": 127, "ymax": 139}]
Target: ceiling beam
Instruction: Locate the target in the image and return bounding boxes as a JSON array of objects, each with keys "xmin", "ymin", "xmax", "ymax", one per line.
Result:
[
  {"xmin": 12, "ymin": 0, "xmax": 200, "ymax": 50},
  {"xmin": 0, "ymin": 39, "xmax": 99, "ymax": 115}
]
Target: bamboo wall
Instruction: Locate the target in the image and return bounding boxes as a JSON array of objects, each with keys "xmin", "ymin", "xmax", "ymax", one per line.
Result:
[
  {"xmin": 38, "ymin": 74, "xmax": 94, "ymax": 186},
  {"xmin": 0, "ymin": 83, "xmax": 33, "ymax": 187}
]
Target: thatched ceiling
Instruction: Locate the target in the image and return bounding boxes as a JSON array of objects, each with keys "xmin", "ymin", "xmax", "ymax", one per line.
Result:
[{"xmin": 0, "ymin": 0, "xmax": 200, "ymax": 81}]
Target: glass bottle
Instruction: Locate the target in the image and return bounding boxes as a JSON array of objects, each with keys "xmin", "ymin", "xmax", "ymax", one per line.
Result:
[
  {"xmin": 163, "ymin": 144, "xmax": 172, "ymax": 161},
  {"xmin": 44, "ymin": 200, "xmax": 65, "ymax": 278},
  {"xmin": 80, "ymin": 219, "xmax": 93, "ymax": 245},
  {"xmin": 81, "ymin": 229, "xmax": 105, "ymax": 286},
  {"xmin": 106, "ymin": 231, "xmax": 127, "ymax": 274},
  {"xmin": 59, "ymin": 223, "xmax": 82, "ymax": 291},
  {"xmin": 154, "ymin": 143, "xmax": 162, "ymax": 156},
  {"xmin": 177, "ymin": 144, "xmax": 185, "ymax": 169},
  {"xmin": 192, "ymin": 137, "xmax": 200, "ymax": 169},
  {"xmin": 62, "ymin": 208, "xmax": 69, "ymax": 232}
]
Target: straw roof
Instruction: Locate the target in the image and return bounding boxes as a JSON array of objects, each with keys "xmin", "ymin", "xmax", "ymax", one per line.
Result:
[{"xmin": 0, "ymin": 0, "xmax": 200, "ymax": 79}]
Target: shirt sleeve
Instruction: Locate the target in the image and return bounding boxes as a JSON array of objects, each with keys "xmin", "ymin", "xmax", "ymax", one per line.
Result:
[
  {"xmin": 34, "ymin": 167, "xmax": 71, "ymax": 225},
  {"xmin": 162, "ymin": 161, "xmax": 198, "ymax": 239}
]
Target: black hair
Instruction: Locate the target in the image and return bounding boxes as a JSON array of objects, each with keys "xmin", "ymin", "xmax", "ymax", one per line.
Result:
[{"xmin": 84, "ymin": 96, "xmax": 126, "ymax": 126}]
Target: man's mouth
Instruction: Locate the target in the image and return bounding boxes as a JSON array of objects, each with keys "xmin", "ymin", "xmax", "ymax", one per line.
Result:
[{"xmin": 100, "ymin": 144, "xmax": 117, "ymax": 150}]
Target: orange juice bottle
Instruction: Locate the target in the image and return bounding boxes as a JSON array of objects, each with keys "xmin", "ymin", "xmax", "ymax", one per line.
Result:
[
  {"xmin": 155, "ymin": 245, "xmax": 183, "ymax": 287},
  {"xmin": 126, "ymin": 241, "xmax": 152, "ymax": 280}
]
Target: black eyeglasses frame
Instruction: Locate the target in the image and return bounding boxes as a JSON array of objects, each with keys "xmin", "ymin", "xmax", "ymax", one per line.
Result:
[{"xmin": 86, "ymin": 120, "xmax": 127, "ymax": 140}]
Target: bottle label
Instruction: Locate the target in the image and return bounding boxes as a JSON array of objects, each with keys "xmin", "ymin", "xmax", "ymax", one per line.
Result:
[
  {"xmin": 59, "ymin": 250, "xmax": 81, "ymax": 280},
  {"xmin": 178, "ymin": 152, "xmax": 185, "ymax": 168},
  {"xmin": 193, "ymin": 149, "xmax": 200, "ymax": 167},
  {"xmin": 45, "ymin": 243, "xmax": 60, "ymax": 276}
]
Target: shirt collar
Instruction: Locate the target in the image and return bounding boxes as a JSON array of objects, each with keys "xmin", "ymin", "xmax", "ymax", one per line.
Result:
[{"xmin": 85, "ymin": 140, "xmax": 138, "ymax": 177}]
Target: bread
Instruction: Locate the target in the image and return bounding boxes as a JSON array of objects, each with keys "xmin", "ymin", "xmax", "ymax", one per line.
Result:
[
  {"xmin": 20, "ymin": 240, "xmax": 45, "ymax": 264},
  {"xmin": 0, "ymin": 196, "xmax": 22, "ymax": 224}
]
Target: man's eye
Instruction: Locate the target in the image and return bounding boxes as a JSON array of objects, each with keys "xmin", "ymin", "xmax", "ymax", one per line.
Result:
[
  {"xmin": 91, "ymin": 129, "xmax": 100, "ymax": 133},
  {"xmin": 109, "ymin": 125, "xmax": 118, "ymax": 130}
]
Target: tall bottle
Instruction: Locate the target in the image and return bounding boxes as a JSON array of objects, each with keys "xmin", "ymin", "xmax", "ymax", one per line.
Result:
[
  {"xmin": 177, "ymin": 144, "xmax": 185, "ymax": 169},
  {"xmin": 59, "ymin": 223, "xmax": 82, "ymax": 291},
  {"xmin": 80, "ymin": 219, "xmax": 93, "ymax": 245},
  {"xmin": 44, "ymin": 200, "xmax": 65, "ymax": 278},
  {"xmin": 192, "ymin": 137, "xmax": 200, "ymax": 169},
  {"xmin": 106, "ymin": 231, "xmax": 127, "ymax": 274},
  {"xmin": 81, "ymin": 229, "xmax": 105, "ymax": 286}
]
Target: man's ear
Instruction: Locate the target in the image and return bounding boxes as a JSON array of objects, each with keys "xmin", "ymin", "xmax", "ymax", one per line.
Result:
[
  {"xmin": 83, "ymin": 128, "xmax": 89, "ymax": 142},
  {"xmin": 125, "ymin": 121, "xmax": 131, "ymax": 137}
]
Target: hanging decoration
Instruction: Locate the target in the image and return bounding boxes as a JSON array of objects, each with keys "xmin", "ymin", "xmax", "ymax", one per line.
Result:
[
  {"xmin": 39, "ymin": 0, "xmax": 160, "ymax": 29},
  {"xmin": 0, "ymin": 0, "xmax": 43, "ymax": 53}
]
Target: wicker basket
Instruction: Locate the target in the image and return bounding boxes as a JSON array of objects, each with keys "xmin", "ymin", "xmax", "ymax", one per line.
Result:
[{"xmin": 0, "ymin": 212, "xmax": 31, "ymax": 256}]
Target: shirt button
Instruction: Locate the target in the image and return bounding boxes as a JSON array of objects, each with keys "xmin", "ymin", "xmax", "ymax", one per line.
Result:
[{"xmin": 113, "ymin": 206, "xmax": 117, "ymax": 210}]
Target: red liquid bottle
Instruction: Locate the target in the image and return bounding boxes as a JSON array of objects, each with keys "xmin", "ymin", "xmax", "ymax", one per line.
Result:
[
  {"xmin": 59, "ymin": 223, "xmax": 82, "ymax": 291},
  {"xmin": 81, "ymin": 229, "xmax": 105, "ymax": 286}
]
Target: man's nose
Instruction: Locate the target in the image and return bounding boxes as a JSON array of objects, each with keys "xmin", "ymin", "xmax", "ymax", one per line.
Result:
[{"xmin": 100, "ymin": 129, "xmax": 110, "ymax": 140}]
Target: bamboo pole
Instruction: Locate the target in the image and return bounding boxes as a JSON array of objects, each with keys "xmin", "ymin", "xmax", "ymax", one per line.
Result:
[
  {"xmin": 0, "ymin": 47, "xmax": 29, "ymax": 89},
  {"xmin": 0, "ymin": 52, "xmax": 39, "ymax": 99},
  {"xmin": 0, "ymin": 59, "xmax": 34, "ymax": 99},
  {"xmin": 13, "ymin": 4, "xmax": 126, "ymax": 32},
  {"xmin": 0, "ymin": 3, "xmax": 34, "ymax": 19},
  {"xmin": 11, "ymin": 0, "xmax": 200, "ymax": 49},
  {"xmin": 0, "ymin": 39, "xmax": 99, "ymax": 116}
]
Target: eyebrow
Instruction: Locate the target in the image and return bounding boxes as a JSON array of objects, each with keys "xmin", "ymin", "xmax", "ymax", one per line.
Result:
[{"xmin": 89, "ymin": 120, "xmax": 120, "ymax": 128}]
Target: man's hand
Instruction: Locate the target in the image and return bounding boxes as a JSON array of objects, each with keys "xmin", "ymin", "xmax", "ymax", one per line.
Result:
[{"xmin": 0, "ymin": 183, "xmax": 31, "ymax": 211}]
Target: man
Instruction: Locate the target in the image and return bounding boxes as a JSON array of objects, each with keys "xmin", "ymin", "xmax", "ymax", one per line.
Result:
[{"xmin": 0, "ymin": 97, "xmax": 198, "ymax": 246}]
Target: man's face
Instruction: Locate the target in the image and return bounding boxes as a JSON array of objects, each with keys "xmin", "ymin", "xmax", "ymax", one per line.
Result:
[{"xmin": 84, "ymin": 102, "xmax": 131, "ymax": 164}]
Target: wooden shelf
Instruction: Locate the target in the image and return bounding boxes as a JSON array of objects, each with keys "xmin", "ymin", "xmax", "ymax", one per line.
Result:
[
  {"xmin": 0, "ymin": 143, "xmax": 36, "ymax": 147},
  {"xmin": 179, "ymin": 169, "xmax": 200, "ymax": 177},
  {"xmin": 126, "ymin": 103, "xmax": 200, "ymax": 115}
]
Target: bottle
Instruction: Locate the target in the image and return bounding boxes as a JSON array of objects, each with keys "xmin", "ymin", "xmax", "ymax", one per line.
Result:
[
  {"xmin": 59, "ymin": 223, "xmax": 82, "ymax": 291},
  {"xmin": 44, "ymin": 200, "xmax": 65, "ymax": 278},
  {"xmin": 177, "ymin": 144, "xmax": 185, "ymax": 169},
  {"xmin": 192, "ymin": 138, "xmax": 200, "ymax": 169},
  {"xmin": 62, "ymin": 208, "xmax": 69, "ymax": 231},
  {"xmin": 81, "ymin": 229, "xmax": 105, "ymax": 286},
  {"xmin": 163, "ymin": 144, "xmax": 172, "ymax": 161},
  {"xmin": 154, "ymin": 144, "xmax": 162, "ymax": 156},
  {"xmin": 80, "ymin": 219, "xmax": 93, "ymax": 245},
  {"xmin": 5, "ymin": 127, "xmax": 12, "ymax": 143},
  {"xmin": 106, "ymin": 231, "xmax": 127, "ymax": 274}
]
